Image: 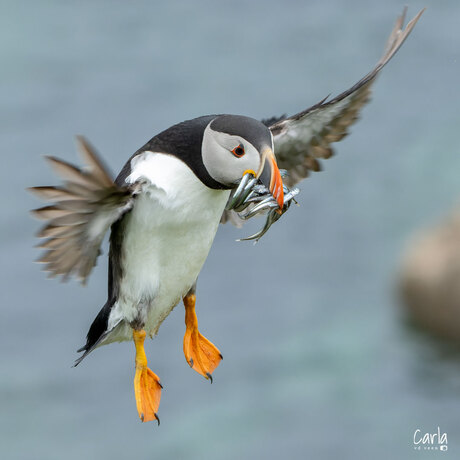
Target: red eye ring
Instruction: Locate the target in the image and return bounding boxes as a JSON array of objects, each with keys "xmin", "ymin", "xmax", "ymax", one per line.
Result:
[{"xmin": 231, "ymin": 144, "xmax": 245, "ymax": 158}]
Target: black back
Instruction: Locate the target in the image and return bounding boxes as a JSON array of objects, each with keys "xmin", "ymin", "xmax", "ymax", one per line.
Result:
[{"xmin": 116, "ymin": 115, "xmax": 228, "ymax": 190}]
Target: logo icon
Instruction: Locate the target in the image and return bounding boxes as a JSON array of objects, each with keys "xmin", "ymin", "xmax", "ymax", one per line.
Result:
[{"xmin": 413, "ymin": 427, "xmax": 448, "ymax": 452}]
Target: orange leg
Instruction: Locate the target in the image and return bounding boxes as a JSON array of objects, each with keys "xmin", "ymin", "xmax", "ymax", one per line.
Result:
[
  {"xmin": 183, "ymin": 293, "xmax": 223, "ymax": 382},
  {"xmin": 133, "ymin": 329, "xmax": 162, "ymax": 424}
]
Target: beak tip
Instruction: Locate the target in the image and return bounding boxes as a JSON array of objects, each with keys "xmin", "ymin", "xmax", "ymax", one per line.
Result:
[
  {"xmin": 259, "ymin": 148, "xmax": 285, "ymax": 210},
  {"xmin": 274, "ymin": 177, "xmax": 284, "ymax": 210}
]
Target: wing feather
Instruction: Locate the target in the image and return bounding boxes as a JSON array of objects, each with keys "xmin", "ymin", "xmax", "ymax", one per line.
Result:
[
  {"xmin": 269, "ymin": 8, "xmax": 425, "ymax": 187},
  {"xmin": 29, "ymin": 137, "xmax": 138, "ymax": 284},
  {"xmin": 223, "ymin": 9, "xmax": 424, "ymax": 227}
]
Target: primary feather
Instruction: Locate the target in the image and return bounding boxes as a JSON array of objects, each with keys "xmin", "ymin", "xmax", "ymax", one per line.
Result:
[
  {"xmin": 268, "ymin": 8, "xmax": 425, "ymax": 187},
  {"xmin": 29, "ymin": 137, "xmax": 138, "ymax": 284}
]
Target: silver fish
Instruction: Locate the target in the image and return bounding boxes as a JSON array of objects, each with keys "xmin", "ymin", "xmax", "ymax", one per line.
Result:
[{"xmin": 227, "ymin": 171, "xmax": 300, "ymax": 242}]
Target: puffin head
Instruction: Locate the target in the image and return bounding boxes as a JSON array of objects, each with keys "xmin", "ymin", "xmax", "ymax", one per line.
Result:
[{"xmin": 202, "ymin": 115, "xmax": 284, "ymax": 209}]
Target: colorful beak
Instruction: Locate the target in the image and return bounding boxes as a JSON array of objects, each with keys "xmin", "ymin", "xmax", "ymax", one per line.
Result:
[{"xmin": 257, "ymin": 147, "xmax": 284, "ymax": 209}]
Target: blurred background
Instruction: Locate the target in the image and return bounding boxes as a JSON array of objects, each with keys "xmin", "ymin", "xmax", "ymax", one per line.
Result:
[{"xmin": 1, "ymin": 0, "xmax": 459, "ymax": 458}]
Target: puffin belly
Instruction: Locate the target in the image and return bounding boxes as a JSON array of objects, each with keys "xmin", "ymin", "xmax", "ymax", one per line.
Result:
[{"xmin": 108, "ymin": 153, "xmax": 231, "ymax": 339}]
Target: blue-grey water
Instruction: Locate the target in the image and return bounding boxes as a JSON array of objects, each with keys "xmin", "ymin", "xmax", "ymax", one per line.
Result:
[{"xmin": 1, "ymin": 1, "xmax": 460, "ymax": 459}]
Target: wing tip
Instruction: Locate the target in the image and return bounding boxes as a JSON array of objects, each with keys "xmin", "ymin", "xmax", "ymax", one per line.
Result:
[{"xmin": 379, "ymin": 7, "xmax": 425, "ymax": 69}]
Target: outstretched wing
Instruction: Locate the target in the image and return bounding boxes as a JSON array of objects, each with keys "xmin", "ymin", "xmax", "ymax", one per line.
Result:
[
  {"xmin": 267, "ymin": 7, "xmax": 424, "ymax": 188},
  {"xmin": 29, "ymin": 137, "xmax": 138, "ymax": 284}
]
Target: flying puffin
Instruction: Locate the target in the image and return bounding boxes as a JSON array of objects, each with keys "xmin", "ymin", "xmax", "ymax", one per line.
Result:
[{"xmin": 29, "ymin": 9, "xmax": 423, "ymax": 424}]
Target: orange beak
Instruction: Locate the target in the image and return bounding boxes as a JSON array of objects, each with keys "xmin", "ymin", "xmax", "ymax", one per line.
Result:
[{"xmin": 257, "ymin": 147, "xmax": 284, "ymax": 210}]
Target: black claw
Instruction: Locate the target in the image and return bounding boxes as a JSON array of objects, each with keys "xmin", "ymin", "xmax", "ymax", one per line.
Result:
[
  {"xmin": 140, "ymin": 413, "xmax": 144, "ymax": 422},
  {"xmin": 206, "ymin": 372, "xmax": 213, "ymax": 384},
  {"xmin": 158, "ymin": 381, "xmax": 163, "ymax": 389},
  {"xmin": 154, "ymin": 413, "xmax": 160, "ymax": 426},
  {"xmin": 189, "ymin": 358, "xmax": 194, "ymax": 368},
  {"xmin": 219, "ymin": 353, "xmax": 223, "ymax": 360}
]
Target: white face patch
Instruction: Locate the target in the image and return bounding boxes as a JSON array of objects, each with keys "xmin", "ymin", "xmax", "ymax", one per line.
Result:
[{"xmin": 201, "ymin": 124, "xmax": 262, "ymax": 186}]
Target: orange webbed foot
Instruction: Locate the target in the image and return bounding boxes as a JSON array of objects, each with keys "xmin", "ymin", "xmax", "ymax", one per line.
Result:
[
  {"xmin": 183, "ymin": 293, "xmax": 222, "ymax": 381},
  {"xmin": 133, "ymin": 329, "xmax": 162, "ymax": 424}
]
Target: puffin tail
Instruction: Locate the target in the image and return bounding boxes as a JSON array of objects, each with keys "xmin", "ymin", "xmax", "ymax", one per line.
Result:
[{"xmin": 73, "ymin": 298, "xmax": 115, "ymax": 367}]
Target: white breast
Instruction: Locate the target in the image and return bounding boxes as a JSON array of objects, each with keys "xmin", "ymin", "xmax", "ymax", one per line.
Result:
[{"xmin": 105, "ymin": 152, "xmax": 230, "ymax": 343}]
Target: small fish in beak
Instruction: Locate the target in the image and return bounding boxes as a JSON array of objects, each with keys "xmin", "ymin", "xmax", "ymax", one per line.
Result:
[
  {"xmin": 226, "ymin": 172, "xmax": 258, "ymax": 211},
  {"xmin": 226, "ymin": 165, "xmax": 300, "ymax": 243},
  {"xmin": 237, "ymin": 184, "xmax": 299, "ymax": 242}
]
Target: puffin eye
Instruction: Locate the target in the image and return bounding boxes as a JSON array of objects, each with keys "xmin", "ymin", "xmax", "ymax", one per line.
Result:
[{"xmin": 231, "ymin": 144, "xmax": 245, "ymax": 158}]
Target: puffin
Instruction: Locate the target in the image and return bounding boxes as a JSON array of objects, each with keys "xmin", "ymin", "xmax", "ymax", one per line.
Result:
[{"xmin": 29, "ymin": 9, "xmax": 423, "ymax": 424}]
